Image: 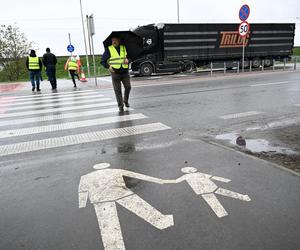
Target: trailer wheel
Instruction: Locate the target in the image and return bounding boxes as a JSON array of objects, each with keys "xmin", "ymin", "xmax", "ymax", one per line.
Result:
[
  {"xmin": 264, "ymin": 58, "xmax": 273, "ymax": 67},
  {"xmin": 184, "ymin": 62, "xmax": 196, "ymax": 72},
  {"xmin": 242, "ymin": 59, "xmax": 250, "ymax": 68},
  {"xmin": 140, "ymin": 63, "xmax": 154, "ymax": 76},
  {"xmin": 252, "ymin": 58, "xmax": 261, "ymax": 68}
]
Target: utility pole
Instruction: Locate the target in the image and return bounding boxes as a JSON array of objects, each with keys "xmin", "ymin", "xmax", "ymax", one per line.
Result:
[
  {"xmin": 177, "ymin": 0, "xmax": 180, "ymax": 23},
  {"xmin": 79, "ymin": 0, "xmax": 91, "ymax": 79}
]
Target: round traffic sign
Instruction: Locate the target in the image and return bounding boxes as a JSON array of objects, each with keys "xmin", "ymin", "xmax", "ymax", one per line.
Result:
[
  {"xmin": 238, "ymin": 21, "xmax": 250, "ymax": 37},
  {"xmin": 67, "ymin": 44, "xmax": 75, "ymax": 53},
  {"xmin": 239, "ymin": 4, "xmax": 250, "ymax": 21}
]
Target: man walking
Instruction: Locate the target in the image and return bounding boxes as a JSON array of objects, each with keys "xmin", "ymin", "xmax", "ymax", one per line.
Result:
[
  {"xmin": 101, "ymin": 36, "xmax": 131, "ymax": 113},
  {"xmin": 42, "ymin": 48, "xmax": 57, "ymax": 90},
  {"xmin": 26, "ymin": 50, "xmax": 42, "ymax": 92}
]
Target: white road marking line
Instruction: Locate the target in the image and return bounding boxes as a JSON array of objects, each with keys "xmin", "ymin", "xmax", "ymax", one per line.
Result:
[
  {"xmin": 220, "ymin": 111, "xmax": 263, "ymax": 120},
  {"xmin": 6, "ymin": 97, "xmax": 112, "ymax": 112},
  {"xmin": 246, "ymin": 116, "xmax": 300, "ymax": 131},
  {"xmin": 2, "ymin": 93, "xmax": 105, "ymax": 106},
  {"xmin": 0, "ymin": 108, "xmax": 133, "ymax": 127},
  {"xmin": 215, "ymin": 188, "xmax": 251, "ymax": 202},
  {"xmin": 0, "ymin": 89, "xmax": 95, "ymax": 101},
  {"xmin": 0, "ymin": 114, "xmax": 147, "ymax": 138},
  {"xmin": 0, "ymin": 102, "xmax": 117, "ymax": 119},
  {"xmin": 0, "ymin": 123, "xmax": 171, "ymax": 156},
  {"xmin": 250, "ymin": 81, "xmax": 289, "ymax": 87},
  {"xmin": 201, "ymin": 193, "xmax": 228, "ymax": 218},
  {"xmin": 295, "ymin": 104, "xmax": 300, "ymax": 107}
]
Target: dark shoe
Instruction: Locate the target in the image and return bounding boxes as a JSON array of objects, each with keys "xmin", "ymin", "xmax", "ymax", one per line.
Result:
[
  {"xmin": 119, "ymin": 107, "xmax": 124, "ymax": 113},
  {"xmin": 73, "ymin": 84, "xmax": 77, "ymax": 88},
  {"xmin": 124, "ymin": 101, "xmax": 130, "ymax": 108},
  {"xmin": 32, "ymin": 87, "xmax": 35, "ymax": 91},
  {"xmin": 37, "ymin": 88, "xmax": 41, "ymax": 92}
]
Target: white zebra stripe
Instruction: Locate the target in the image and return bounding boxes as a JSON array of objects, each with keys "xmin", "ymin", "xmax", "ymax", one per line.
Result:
[
  {"xmin": 2, "ymin": 93, "xmax": 105, "ymax": 106},
  {"xmin": 6, "ymin": 97, "xmax": 112, "ymax": 112},
  {"xmin": 0, "ymin": 107, "xmax": 132, "ymax": 127},
  {"xmin": 0, "ymin": 90, "xmax": 96, "ymax": 99},
  {"xmin": 0, "ymin": 114, "xmax": 147, "ymax": 138},
  {"xmin": 0, "ymin": 123, "xmax": 171, "ymax": 156},
  {"xmin": 0, "ymin": 90, "xmax": 101, "ymax": 104},
  {"xmin": 0, "ymin": 102, "xmax": 117, "ymax": 119}
]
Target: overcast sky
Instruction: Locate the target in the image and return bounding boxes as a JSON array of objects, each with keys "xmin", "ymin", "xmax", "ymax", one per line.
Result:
[{"xmin": 1, "ymin": 0, "xmax": 299, "ymax": 56}]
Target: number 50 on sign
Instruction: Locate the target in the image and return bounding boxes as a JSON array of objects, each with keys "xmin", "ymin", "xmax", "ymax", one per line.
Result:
[{"xmin": 238, "ymin": 21, "xmax": 250, "ymax": 37}]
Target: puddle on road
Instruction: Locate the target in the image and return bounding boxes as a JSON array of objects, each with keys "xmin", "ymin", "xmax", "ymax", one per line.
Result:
[{"xmin": 216, "ymin": 133, "xmax": 297, "ymax": 155}]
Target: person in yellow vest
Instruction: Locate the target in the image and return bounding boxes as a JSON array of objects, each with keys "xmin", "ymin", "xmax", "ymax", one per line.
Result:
[
  {"xmin": 101, "ymin": 36, "xmax": 131, "ymax": 112},
  {"xmin": 64, "ymin": 55, "xmax": 80, "ymax": 88},
  {"xmin": 26, "ymin": 50, "xmax": 43, "ymax": 92}
]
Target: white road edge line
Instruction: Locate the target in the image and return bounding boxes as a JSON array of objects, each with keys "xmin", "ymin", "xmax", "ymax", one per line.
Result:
[
  {"xmin": 220, "ymin": 111, "xmax": 263, "ymax": 120},
  {"xmin": 0, "ymin": 123, "xmax": 171, "ymax": 156},
  {"xmin": 250, "ymin": 81, "xmax": 289, "ymax": 87},
  {"xmin": 0, "ymin": 113, "xmax": 147, "ymax": 138}
]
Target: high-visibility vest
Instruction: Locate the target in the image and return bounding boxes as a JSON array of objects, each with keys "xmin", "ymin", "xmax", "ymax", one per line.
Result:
[
  {"xmin": 28, "ymin": 56, "xmax": 40, "ymax": 70},
  {"xmin": 108, "ymin": 45, "xmax": 128, "ymax": 69},
  {"xmin": 68, "ymin": 60, "xmax": 78, "ymax": 70}
]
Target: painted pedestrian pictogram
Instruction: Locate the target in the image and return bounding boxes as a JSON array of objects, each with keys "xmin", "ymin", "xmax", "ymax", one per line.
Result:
[{"xmin": 78, "ymin": 163, "xmax": 251, "ymax": 250}]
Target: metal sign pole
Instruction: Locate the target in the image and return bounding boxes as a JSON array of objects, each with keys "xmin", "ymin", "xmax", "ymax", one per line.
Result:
[
  {"xmin": 88, "ymin": 15, "xmax": 97, "ymax": 86},
  {"xmin": 86, "ymin": 15, "xmax": 92, "ymax": 57},
  {"xmin": 68, "ymin": 33, "xmax": 72, "ymax": 56},
  {"xmin": 80, "ymin": 0, "xmax": 91, "ymax": 79},
  {"xmin": 242, "ymin": 38, "xmax": 245, "ymax": 72}
]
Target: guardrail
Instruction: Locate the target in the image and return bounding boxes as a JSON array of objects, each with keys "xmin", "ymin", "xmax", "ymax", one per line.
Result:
[{"xmin": 201, "ymin": 57, "xmax": 299, "ymax": 77}]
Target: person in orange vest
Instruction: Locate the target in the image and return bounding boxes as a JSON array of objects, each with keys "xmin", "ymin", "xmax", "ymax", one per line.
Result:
[
  {"xmin": 26, "ymin": 50, "xmax": 43, "ymax": 92},
  {"xmin": 64, "ymin": 55, "xmax": 80, "ymax": 88}
]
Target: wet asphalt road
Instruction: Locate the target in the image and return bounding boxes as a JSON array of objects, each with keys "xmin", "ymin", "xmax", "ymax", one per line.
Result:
[{"xmin": 0, "ymin": 70, "xmax": 300, "ymax": 250}]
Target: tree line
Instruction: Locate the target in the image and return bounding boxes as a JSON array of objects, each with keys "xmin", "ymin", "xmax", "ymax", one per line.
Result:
[{"xmin": 0, "ymin": 24, "xmax": 33, "ymax": 81}]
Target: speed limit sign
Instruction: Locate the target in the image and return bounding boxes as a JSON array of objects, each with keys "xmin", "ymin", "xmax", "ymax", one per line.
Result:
[{"xmin": 238, "ymin": 21, "xmax": 250, "ymax": 37}]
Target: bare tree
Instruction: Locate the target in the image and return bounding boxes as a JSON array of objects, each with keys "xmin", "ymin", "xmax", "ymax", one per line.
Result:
[{"xmin": 0, "ymin": 24, "xmax": 34, "ymax": 81}]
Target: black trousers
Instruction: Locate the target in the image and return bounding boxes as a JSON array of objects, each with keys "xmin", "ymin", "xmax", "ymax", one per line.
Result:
[
  {"xmin": 111, "ymin": 72, "xmax": 131, "ymax": 108},
  {"xmin": 46, "ymin": 65, "xmax": 57, "ymax": 89},
  {"xmin": 69, "ymin": 70, "xmax": 79, "ymax": 85}
]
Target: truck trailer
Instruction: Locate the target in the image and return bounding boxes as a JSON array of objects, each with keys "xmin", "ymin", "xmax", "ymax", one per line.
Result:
[{"xmin": 131, "ymin": 23, "xmax": 295, "ymax": 76}]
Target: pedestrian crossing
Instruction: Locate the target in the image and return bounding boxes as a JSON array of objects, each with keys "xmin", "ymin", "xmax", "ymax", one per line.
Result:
[{"xmin": 0, "ymin": 90, "xmax": 171, "ymax": 157}]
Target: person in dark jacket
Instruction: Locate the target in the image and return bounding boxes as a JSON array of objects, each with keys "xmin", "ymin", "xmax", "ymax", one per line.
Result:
[
  {"xmin": 101, "ymin": 36, "xmax": 131, "ymax": 113},
  {"xmin": 42, "ymin": 48, "xmax": 57, "ymax": 90},
  {"xmin": 26, "ymin": 50, "xmax": 43, "ymax": 92}
]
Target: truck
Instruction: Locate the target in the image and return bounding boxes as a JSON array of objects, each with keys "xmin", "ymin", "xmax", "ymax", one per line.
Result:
[{"xmin": 131, "ymin": 23, "xmax": 295, "ymax": 76}]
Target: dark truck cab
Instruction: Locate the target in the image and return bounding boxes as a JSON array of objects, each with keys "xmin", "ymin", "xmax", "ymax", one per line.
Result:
[{"xmin": 131, "ymin": 23, "xmax": 295, "ymax": 76}]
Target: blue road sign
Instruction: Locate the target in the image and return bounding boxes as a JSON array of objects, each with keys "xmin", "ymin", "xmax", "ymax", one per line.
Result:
[
  {"xmin": 239, "ymin": 4, "xmax": 250, "ymax": 22},
  {"xmin": 67, "ymin": 44, "xmax": 75, "ymax": 53}
]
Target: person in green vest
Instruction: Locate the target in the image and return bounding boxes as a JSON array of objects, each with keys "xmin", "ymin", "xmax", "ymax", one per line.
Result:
[
  {"xmin": 65, "ymin": 55, "xmax": 80, "ymax": 88},
  {"xmin": 26, "ymin": 50, "xmax": 43, "ymax": 92},
  {"xmin": 101, "ymin": 36, "xmax": 131, "ymax": 113}
]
